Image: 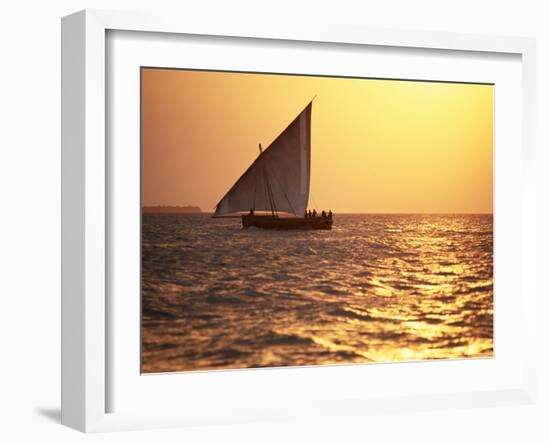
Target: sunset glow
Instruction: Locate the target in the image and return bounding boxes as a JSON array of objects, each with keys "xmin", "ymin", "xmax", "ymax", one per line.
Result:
[{"xmin": 141, "ymin": 68, "xmax": 493, "ymax": 214}]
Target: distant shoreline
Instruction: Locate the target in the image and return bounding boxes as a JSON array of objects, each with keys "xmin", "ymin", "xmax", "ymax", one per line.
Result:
[{"xmin": 143, "ymin": 205, "xmax": 202, "ymax": 214}]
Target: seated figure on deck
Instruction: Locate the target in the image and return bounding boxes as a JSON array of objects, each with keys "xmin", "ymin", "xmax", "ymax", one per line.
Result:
[
  {"xmin": 312, "ymin": 209, "xmax": 317, "ymax": 217},
  {"xmin": 322, "ymin": 210, "xmax": 326, "ymax": 218},
  {"xmin": 328, "ymin": 210, "xmax": 333, "ymax": 219},
  {"xmin": 304, "ymin": 210, "xmax": 308, "ymax": 218}
]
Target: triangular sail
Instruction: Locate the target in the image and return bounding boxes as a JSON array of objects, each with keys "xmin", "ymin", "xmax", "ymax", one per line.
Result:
[{"xmin": 213, "ymin": 102, "xmax": 312, "ymax": 217}]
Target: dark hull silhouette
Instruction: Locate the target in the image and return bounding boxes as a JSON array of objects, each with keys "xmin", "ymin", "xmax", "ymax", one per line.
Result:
[{"xmin": 242, "ymin": 214, "xmax": 333, "ymax": 230}]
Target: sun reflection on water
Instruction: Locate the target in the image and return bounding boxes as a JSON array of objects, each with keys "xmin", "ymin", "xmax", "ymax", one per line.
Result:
[{"xmin": 142, "ymin": 213, "xmax": 493, "ymax": 372}]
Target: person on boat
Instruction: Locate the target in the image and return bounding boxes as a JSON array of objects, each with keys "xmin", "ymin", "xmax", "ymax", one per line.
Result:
[
  {"xmin": 322, "ymin": 210, "xmax": 327, "ymax": 218},
  {"xmin": 308, "ymin": 210, "xmax": 312, "ymax": 218},
  {"xmin": 304, "ymin": 210, "xmax": 308, "ymax": 218},
  {"xmin": 249, "ymin": 208, "xmax": 254, "ymax": 216},
  {"xmin": 328, "ymin": 210, "xmax": 333, "ymax": 219},
  {"xmin": 312, "ymin": 209, "xmax": 317, "ymax": 217}
]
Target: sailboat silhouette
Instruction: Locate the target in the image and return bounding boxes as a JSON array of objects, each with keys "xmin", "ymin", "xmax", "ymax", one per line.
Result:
[{"xmin": 213, "ymin": 100, "xmax": 332, "ymax": 230}]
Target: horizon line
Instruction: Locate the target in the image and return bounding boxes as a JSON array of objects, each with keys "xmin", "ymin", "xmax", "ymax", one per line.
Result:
[{"xmin": 142, "ymin": 207, "xmax": 493, "ymax": 216}]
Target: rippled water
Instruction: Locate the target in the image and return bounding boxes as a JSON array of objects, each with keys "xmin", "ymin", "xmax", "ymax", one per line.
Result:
[{"xmin": 141, "ymin": 213, "xmax": 493, "ymax": 373}]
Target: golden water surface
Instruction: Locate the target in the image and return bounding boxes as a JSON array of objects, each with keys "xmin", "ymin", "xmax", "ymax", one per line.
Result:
[{"xmin": 142, "ymin": 213, "xmax": 493, "ymax": 373}]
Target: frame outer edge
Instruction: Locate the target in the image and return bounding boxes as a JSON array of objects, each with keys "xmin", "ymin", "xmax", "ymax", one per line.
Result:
[
  {"xmin": 89, "ymin": 8, "xmax": 532, "ymax": 55},
  {"xmin": 60, "ymin": 8, "xmax": 538, "ymax": 432},
  {"xmin": 520, "ymin": 39, "xmax": 537, "ymax": 403},
  {"xmin": 61, "ymin": 10, "xmax": 87, "ymax": 432},
  {"xmin": 62, "ymin": 9, "xmax": 108, "ymax": 433},
  {"xmin": 84, "ymin": 9, "xmax": 108, "ymax": 433}
]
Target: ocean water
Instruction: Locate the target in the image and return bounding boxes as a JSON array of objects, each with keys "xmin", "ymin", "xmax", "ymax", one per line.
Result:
[{"xmin": 141, "ymin": 213, "xmax": 493, "ymax": 373}]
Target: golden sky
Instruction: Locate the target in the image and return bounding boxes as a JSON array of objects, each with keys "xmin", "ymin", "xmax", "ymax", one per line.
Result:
[{"xmin": 141, "ymin": 68, "xmax": 493, "ymax": 214}]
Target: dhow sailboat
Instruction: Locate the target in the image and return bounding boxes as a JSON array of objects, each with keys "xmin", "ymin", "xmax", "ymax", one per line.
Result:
[{"xmin": 213, "ymin": 101, "xmax": 332, "ymax": 230}]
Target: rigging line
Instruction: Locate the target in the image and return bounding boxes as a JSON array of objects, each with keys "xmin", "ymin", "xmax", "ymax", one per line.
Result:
[
  {"xmin": 309, "ymin": 189, "xmax": 319, "ymax": 211},
  {"xmin": 267, "ymin": 174, "xmax": 276, "ymax": 215},
  {"xmin": 264, "ymin": 167, "xmax": 277, "ymax": 216},
  {"xmin": 252, "ymin": 167, "xmax": 258, "ymax": 211},
  {"xmin": 270, "ymin": 169, "xmax": 296, "ymax": 216},
  {"xmin": 263, "ymin": 166, "xmax": 274, "ymax": 216},
  {"xmin": 270, "ymin": 179, "xmax": 278, "ymax": 215},
  {"xmin": 263, "ymin": 167, "xmax": 269, "ymax": 214},
  {"xmin": 252, "ymin": 143, "xmax": 262, "ymax": 211}
]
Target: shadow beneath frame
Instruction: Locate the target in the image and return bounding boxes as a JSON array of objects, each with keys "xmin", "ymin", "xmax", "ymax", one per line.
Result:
[{"xmin": 35, "ymin": 407, "xmax": 61, "ymax": 423}]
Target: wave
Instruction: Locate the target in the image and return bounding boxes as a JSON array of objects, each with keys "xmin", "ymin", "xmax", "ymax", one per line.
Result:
[{"xmin": 141, "ymin": 213, "xmax": 494, "ymax": 372}]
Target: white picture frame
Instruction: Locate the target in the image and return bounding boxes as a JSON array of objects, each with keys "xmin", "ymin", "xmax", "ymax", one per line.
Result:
[{"xmin": 61, "ymin": 9, "xmax": 537, "ymax": 433}]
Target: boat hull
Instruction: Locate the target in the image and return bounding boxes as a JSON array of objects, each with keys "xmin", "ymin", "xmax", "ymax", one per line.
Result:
[{"xmin": 241, "ymin": 214, "xmax": 333, "ymax": 230}]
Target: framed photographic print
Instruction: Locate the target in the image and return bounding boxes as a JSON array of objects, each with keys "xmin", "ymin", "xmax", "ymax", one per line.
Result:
[
  {"xmin": 61, "ymin": 9, "xmax": 537, "ymax": 432},
  {"xmin": 140, "ymin": 67, "xmax": 494, "ymax": 373}
]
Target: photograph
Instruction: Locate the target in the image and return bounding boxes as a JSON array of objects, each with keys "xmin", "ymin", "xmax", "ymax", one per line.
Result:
[{"xmin": 140, "ymin": 67, "xmax": 494, "ymax": 374}]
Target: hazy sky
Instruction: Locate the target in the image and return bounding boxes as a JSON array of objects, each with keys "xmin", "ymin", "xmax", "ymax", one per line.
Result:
[{"xmin": 141, "ymin": 68, "xmax": 493, "ymax": 213}]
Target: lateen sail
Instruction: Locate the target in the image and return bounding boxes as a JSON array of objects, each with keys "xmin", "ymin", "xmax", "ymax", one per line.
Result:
[{"xmin": 213, "ymin": 102, "xmax": 312, "ymax": 217}]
